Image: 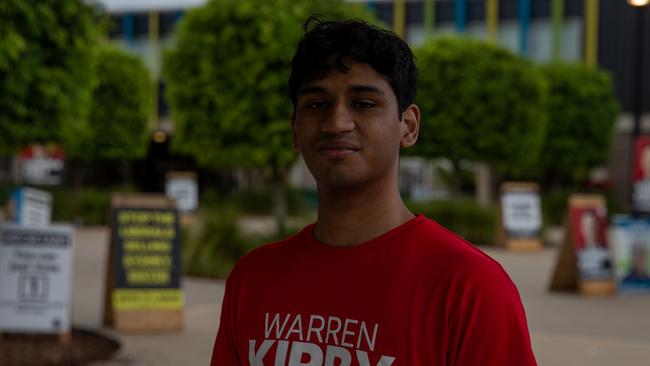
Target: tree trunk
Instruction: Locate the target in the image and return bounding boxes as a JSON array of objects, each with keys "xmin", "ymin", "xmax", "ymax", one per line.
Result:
[
  {"xmin": 476, "ymin": 161, "xmax": 493, "ymax": 206},
  {"xmin": 450, "ymin": 159, "xmax": 462, "ymax": 198},
  {"xmin": 121, "ymin": 159, "xmax": 133, "ymax": 187},
  {"xmin": 271, "ymin": 162, "xmax": 288, "ymax": 234}
]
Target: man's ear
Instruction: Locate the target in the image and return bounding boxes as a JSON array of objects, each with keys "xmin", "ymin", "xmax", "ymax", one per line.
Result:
[
  {"xmin": 291, "ymin": 112, "xmax": 300, "ymax": 152},
  {"xmin": 400, "ymin": 104, "xmax": 420, "ymax": 148}
]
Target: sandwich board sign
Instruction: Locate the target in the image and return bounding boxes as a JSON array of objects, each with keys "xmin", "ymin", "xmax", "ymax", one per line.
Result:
[
  {"xmin": 610, "ymin": 216, "xmax": 650, "ymax": 295},
  {"xmin": 549, "ymin": 195, "xmax": 616, "ymax": 296},
  {"xmin": 0, "ymin": 223, "xmax": 73, "ymax": 334},
  {"xmin": 104, "ymin": 194, "xmax": 183, "ymax": 332},
  {"xmin": 498, "ymin": 182, "xmax": 542, "ymax": 252},
  {"xmin": 8, "ymin": 187, "xmax": 52, "ymax": 228}
]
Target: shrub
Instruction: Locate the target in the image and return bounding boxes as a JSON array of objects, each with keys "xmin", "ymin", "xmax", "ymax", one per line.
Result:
[
  {"xmin": 407, "ymin": 199, "xmax": 497, "ymax": 246},
  {"xmin": 538, "ymin": 63, "xmax": 619, "ymax": 185},
  {"xmin": 181, "ymin": 206, "xmax": 304, "ymax": 278}
]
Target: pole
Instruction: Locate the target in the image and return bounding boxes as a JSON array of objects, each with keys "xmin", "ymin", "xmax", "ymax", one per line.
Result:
[
  {"xmin": 456, "ymin": 0, "xmax": 466, "ymax": 33},
  {"xmin": 425, "ymin": 0, "xmax": 435, "ymax": 37},
  {"xmin": 631, "ymin": 7, "xmax": 646, "ymax": 214},
  {"xmin": 486, "ymin": 0, "xmax": 499, "ymax": 42},
  {"xmin": 394, "ymin": 0, "xmax": 405, "ymax": 38},
  {"xmin": 519, "ymin": 0, "xmax": 531, "ymax": 56},
  {"xmin": 584, "ymin": 0, "xmax": 599, "ymax": 67},
  {"xmin": 551, "ymin": 0, "xmax": 564, "ymax": 60}
]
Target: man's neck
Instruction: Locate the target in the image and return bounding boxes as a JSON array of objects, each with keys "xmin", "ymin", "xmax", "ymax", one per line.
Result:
[{"xmin": 313, "ymin": 180, "xmax": 415, "ymax": 247}]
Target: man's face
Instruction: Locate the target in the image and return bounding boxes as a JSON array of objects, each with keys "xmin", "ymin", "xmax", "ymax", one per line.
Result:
[
  {"xmin": 580, "ymin": 212, "xmax": 598, "ymax": 246},
  {"xmin": 641, "ymin": 145, "xmax": 650, "ymax": 179},
  {"xmin": 291, "ymin": 61, "xmax": 418, "ymax": 190}
]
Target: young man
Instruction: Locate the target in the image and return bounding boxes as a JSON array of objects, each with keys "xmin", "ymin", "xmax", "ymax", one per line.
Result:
[{"xmin": 211, "ymin": 17, "xmax": 537, "ymax": 365}]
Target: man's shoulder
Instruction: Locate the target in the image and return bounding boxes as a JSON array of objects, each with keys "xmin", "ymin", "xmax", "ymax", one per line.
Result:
[
  {"xmin": 227, "ymin": 226, "xmax": 307, "ymax": 279},
  {"xmin": 406, "ymin": 216, "xmax": 511, "ymax": 283}
]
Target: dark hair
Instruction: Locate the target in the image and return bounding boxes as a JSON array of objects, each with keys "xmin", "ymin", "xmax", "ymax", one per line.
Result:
[{"xmin": 288, "ymin": 15, "xmax": 418, "ymax": 116}]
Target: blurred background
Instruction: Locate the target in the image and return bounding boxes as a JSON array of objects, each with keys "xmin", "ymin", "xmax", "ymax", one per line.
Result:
[{"xmin": 1, "ymin": 0, "xmax": 649, "ymax": 365}]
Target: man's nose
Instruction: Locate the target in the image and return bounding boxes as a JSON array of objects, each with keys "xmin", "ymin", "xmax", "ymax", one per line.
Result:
[{"xmin": 321, "ymin": 101, "xmax": 355, "ymax": 134}]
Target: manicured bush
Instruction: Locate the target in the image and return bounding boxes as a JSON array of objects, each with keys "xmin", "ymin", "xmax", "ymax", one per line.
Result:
[
  {"xmin": 164, "ymin": 0, "xmax": 373, "ymax": 229},
  {"xmin": 538, "ymin": 63, "xmax": 619, "ymax": 185},
  {"xmin": 412, "ymin": 37, "xmax": 548, "ymax": 194}
]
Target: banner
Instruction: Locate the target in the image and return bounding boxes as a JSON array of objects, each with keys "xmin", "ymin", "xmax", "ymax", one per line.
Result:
[{"xmin": 611, "ymin": 216, "xmax": 650, "ymax": 295}]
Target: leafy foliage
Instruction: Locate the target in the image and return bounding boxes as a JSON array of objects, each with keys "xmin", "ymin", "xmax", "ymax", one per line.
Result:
[
  {"xmin": 407, "ymin": 199, "xmax": 497, "ymax": 246},
  {"xmin": 80, "ymin": 47, "xmax": 150, "ymax": 160},
  {"xmin": 412, "ymin": 37, "xmax": 548, "ymax": 170},
  {"xmin": 538, "ymin": 63, "xmax": 619, "ymax": 183},
  {"xmin": 181, "ymin": 206, "xmax": 304, "ymax": 278},
  {"xmin": 163, "ymin": 0, "xmax": 373, "ymax": 170},
  {"xmin": 0, "ymin": 0, "xmax": 102, "ymax": 155}
]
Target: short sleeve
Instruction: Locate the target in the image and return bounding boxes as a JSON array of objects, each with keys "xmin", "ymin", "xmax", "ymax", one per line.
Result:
[
  {"xmin": 210, "ymin": 269, "xmax": 242, "ymax": 365},
  {"xmin": 447, "ymin": 276, "xmax": 537, "ymax": 366}
]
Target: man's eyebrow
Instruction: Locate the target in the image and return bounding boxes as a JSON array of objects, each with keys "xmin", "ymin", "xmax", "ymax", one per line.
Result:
[
  {"xmin": 297, "ymin": 86, "xmax": 327, "ymax": 96},
  {"xmin": 348, "ymin": 84, "xmax": 385, "ymax": 95}
]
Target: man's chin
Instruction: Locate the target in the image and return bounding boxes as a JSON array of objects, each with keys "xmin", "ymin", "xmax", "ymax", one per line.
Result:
[{"xmin": 315, "ymin": 173, "xmax": 373, "ymax": 193}]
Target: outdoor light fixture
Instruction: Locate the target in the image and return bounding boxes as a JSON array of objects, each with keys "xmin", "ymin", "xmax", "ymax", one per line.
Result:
[
  {"xmin": 152, "ymin": 130, "xmax": 167, "ymax": 144},
  {"xmin": 627, "ymin": 0, "xmax": 650, "ymax": 7}
]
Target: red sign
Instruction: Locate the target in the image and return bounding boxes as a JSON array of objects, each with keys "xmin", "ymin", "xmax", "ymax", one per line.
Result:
[
  {"xmin": 19, "ymin": 144, "xmax": 65, "ymax": 186},
  {"xmin": 634, "ymin": 137, "xmax": 650, "ymax": 182}
]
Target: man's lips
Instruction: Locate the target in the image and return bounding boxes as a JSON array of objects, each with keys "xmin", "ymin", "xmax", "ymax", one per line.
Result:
[{"xmin": 316, "ymin": 142, "xmax": 360, "ymax": 158}]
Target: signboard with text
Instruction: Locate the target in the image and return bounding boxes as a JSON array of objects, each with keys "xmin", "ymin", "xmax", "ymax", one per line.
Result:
[
  {"xmin": 111, "ymin": 207, "xmax": 182, "ymax": 311},
  {"xmin": 8, "ymin": 187, "xmax": 52, "ymax": 228},
  {"xmin": 498, "ymin": 182, "xmax": 542, "ymax": 252},
  {"xmin": 19, "ymin": 144, "xmax": 64, "ymax": 186},
  {"xmin": 550, "ymin": 195, "xmax": 616, "ymax": 296},
  {"xmin": 104, "ymin": 194, "xmax": 184, "ymax": 332},
  {"xmin": 0, "ymin": 224, "xmax": 73, "ymax": 334},
  {"xmin": 165, "ymin": 172, "xmax": 198, "ymax": 213},
  {"xmin": 611, "ymin": 216, "xmax": 650, "ymax": 295}
]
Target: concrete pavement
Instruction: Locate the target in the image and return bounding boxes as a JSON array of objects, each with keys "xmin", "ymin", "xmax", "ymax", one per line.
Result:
[{"xmin": 69, "ymin": 227, "xmax": 650, "ymax": 366}]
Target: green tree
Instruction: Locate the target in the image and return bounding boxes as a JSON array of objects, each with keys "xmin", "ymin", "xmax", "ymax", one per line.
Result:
[
  {"xmin": 413, "ymin": 37, "xmax": 548, "ymax": 196},
  {"xmin": 164, "ymin": 0, "xmax": 372, "ymax": 229},
  {"xmin": 538, "ymin": 63, "xmax": 619, "ymax": 185},
  {"xmin": 83, "ymin": 47, "xmax": 150, "ymax": 160},
  {"xmin": 0, "ymin": 0, "xmax": 101, "ymax": 155}
]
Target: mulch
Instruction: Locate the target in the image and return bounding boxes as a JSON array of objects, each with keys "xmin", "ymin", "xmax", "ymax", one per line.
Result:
[{"xmin": 0, "ymin": 328, "xmax": 120, "ymax": 366}]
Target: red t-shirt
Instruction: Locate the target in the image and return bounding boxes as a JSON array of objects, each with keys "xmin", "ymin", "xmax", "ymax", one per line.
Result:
[{"xmin": 211, "ymin": 215, "xmax": 537, "ymax": 365}]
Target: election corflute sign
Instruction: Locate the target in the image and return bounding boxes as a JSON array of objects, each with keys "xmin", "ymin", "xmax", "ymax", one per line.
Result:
[
  {"xmin": 0, "ymin": 223, "xmax": 73, "ymax": 334},
  {"xmin": 103, "ymin": 194, "xmax": 183, "ymax": 332},
  {"xmin": 498, "ymin": 182, "xmax": 543, "ymax": 252}
]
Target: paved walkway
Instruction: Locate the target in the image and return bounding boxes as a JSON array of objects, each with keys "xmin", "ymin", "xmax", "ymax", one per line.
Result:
[{"xmin": 70, "ymin": 227, "xmax": 650, "ymax": 365}]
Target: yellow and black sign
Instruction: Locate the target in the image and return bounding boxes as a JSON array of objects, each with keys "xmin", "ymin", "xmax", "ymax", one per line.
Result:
[
  {"xmin": 104, "ymin": 194, "xmax": 184, "ymax": 332},
  {"xmin": 112, "ymin": 207, "xmax": 182, "ymax": 310}
]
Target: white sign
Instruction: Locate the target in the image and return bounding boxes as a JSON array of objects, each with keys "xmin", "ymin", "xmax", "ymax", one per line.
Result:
[
  {"xmin": 0, "ymin": 224, "xmax": 73, "ymax": 334},
  {"xmin": 501, "ymin": 191, "xmax": 542, "ymax": 237},
  {"xmin": 165, "ymin": 175, "xmax": 198, "ymax": 213},
  {"xmin": 10, "ymin": 187, "xmax": 52, "ymax": 227}
]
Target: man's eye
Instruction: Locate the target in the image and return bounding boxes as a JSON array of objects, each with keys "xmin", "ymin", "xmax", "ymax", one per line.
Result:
[
  {"xmin": 305, "ymin": 101, "xmax": 327, "ymax": 109},
  {"xmin": 352, "ymin": 101, "xmax": 376, "ymax": 109}
]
